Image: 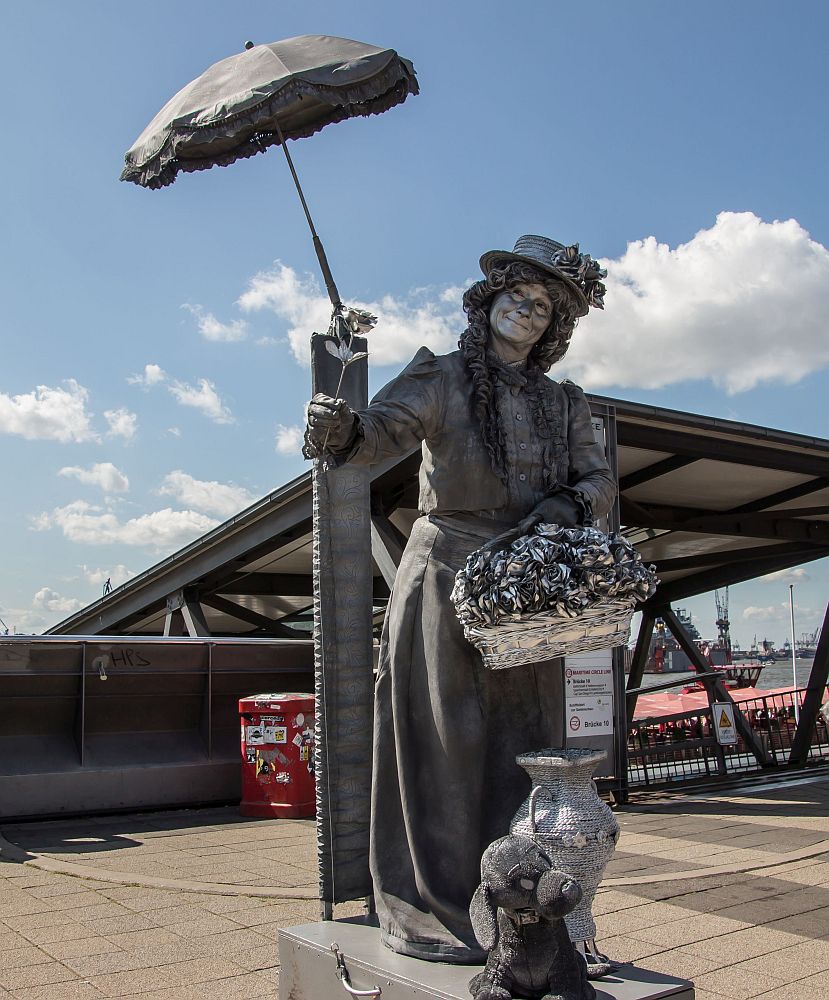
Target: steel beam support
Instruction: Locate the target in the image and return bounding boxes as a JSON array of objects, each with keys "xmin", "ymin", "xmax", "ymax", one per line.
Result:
[
  {"xmin": 617, "ymin": 424, "xmax": 829, "ymax": 478},
  {"xmin": 625, "ymin": 610, "xmax": 655, "ymax": 729},
  {"xmin": 163, "ymin": 609, "xmax": 186, "ymax": 637},
  {"xmin": 653, "ymin": 543, "xmax": 828, "ymax": 576},
  {"xmin": 647, "ymin": 548, "xmax": 829, "ymax": 607},
  {"xmin": 620, "ymin": 501, "xmax": 829, "ymax": 545},
  {"xmin": 619, "ymin": 456, "xmax": 699, "ymax": 492},
  {"xmin": 311, "ymin": 332, "xmax": 374, "ymax": 907},
  {"xmin": 730, "ymin": 477, "xmax": 829, "ymax": 515},
  {"xmin": 660, "ymin": 605, "xmax": 774, "ymax": 767},
  {"xmin": 164, "ymin": 590, "xmax": 210, "ymax": 637},
  {"xmin": 218, "ymin": 573, "xmax": 314, "ymax": 597},
  {"xmin": 215, "ymin": 573, "xmax": 389, "ymax": 600},
  {"xmin": 789, "ymin": 600, "xmax": 829, "ymax": 765},
  {"xmin": 182, "ymin": 596, "xmax": 210, "ymax": 637},
  {"xmin": 200, "ymin": 594, "xmax": 299, "ymax": 636},
  {"xmin": 370, "ymin": 512, "xmax": 406, "ymax": 590}
]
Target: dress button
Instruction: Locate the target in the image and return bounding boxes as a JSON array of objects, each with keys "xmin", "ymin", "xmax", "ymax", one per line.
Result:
[
  {"xmin": 519, "ymin": 474, "xmax": 527, "ymax": 482},
  {"xmin": 519, "ymin": 442, "xmax": 527, "ymax": 450}
]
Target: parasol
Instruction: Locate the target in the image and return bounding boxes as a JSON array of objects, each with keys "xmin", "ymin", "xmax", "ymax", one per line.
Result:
[
  {"xmin": 120, "ymin": 33, "xmax": 418, "ymax": 914},
  {"xmin": 121, "ymin": 34, "xmax": 418, "ymax": 308}
]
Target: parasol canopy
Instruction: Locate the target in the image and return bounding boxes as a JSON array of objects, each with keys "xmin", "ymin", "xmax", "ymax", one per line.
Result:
[
  {"xmin": 121, "ymin": 34, "xmax": 418, "ymax": 190},
  {"xmin": 121, "ymin": 34, "xmax": 417, "ymax": 308}
]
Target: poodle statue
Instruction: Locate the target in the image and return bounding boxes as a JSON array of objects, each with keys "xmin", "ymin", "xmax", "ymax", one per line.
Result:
[{"xmin": 469, "ymin": 834, "xmax": 595, "ymax": 1000}]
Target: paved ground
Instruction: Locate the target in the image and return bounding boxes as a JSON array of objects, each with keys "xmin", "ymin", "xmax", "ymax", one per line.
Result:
[{"xmin": 1, "ymin": 771, "xmax": 828, "ymax": 1000}]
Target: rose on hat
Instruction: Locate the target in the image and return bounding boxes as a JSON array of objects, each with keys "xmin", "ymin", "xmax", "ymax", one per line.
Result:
[{"xmin": 480, "ymin": 235, "xmax": 607, "ymax": 316}]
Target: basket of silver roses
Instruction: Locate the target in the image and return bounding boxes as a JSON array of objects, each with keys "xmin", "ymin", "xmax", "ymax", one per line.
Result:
[{"xmin": 450, "ymin": 523, "xmax": 658, "ymax": 669}]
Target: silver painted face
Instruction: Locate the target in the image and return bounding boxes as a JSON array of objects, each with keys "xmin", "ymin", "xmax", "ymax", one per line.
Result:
[{"xmin": 488, "ymin": 282, "xmax": 553, "ymax": 363}]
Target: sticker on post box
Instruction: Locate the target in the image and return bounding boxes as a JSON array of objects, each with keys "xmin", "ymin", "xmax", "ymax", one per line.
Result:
[
  {"xmin": 275, "ymin": 771, "xmax": 291, "ymax": 783},
  {"xmin": 263, "ymin": 725, "xmax": 287, "ymax": 744},
  {"xmin": 246, "ymin": 725, "xmax": 265, "ymax": 745},
  {"xmin": 292, "ymin": 733, "xmax": 304, "ymax": 747},
  {"xmin": 300, "ymin": 745, "xmax": 310, "ymax": 761},
  {"xmin": 261, "ymin": 715, "xmax": 284, "ymax": 724}
]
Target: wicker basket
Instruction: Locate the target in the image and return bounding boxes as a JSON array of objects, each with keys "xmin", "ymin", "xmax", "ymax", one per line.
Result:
[{"xmin": 463, "ymin": 598, "xmax": 635, "ymax": 669}]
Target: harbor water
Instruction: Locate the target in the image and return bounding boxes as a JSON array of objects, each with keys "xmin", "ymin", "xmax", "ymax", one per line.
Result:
[{"xmin": 636, "ymin": 658, "xmax": 817, "ymax": 690}]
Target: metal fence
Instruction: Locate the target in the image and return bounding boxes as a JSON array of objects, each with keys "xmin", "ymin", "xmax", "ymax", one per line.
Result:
[{"xmin": 628, "ymin": 687, "xmax": 829, "ymax": 786}]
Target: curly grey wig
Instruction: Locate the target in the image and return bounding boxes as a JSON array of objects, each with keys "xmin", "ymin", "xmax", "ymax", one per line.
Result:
[{"xmin": 459, "ymin": 262, "xmax": 581, "ymax": 484}]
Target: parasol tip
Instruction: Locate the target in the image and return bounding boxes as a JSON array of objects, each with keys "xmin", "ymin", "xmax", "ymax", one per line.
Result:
[{"xmin": 244, "ymin": 40, "xmax": 255, "ymax": 50}]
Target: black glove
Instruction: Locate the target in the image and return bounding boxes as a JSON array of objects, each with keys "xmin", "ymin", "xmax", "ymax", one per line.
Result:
[
  {"xmin": 482, "ymin": 490, "xmax": 587, "ymax": 555},
  {"xmin": 304, "ymin": 393, "xmax": 357, "ymax": 457},
  {"xmin": 531, "ymin": 491, "xmax": 584, "ymax": 528}
]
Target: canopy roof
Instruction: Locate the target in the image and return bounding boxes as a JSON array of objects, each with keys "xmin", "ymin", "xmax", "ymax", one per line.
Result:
[{"xmin": 50, "ymin": 394, "xmax": 829, "ymax": 637}]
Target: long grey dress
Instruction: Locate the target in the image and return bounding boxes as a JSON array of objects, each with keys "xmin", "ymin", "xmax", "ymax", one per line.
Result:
[{"xmin": 340, "ymin": 347, "xmax": 616, "ymax": 962}]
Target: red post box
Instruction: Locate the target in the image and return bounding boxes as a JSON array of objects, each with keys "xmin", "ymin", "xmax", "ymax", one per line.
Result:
[{"xmin": 238, "ymin": 692, "xmax": 315, "ymax": 818}]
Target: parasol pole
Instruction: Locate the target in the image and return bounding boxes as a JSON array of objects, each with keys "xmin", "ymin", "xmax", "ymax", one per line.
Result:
[
  {"xmin": 244, "ymin": 41, "xmax": 342, "ymax": 310},
  {"xmin": 266, "ymin": 111, "xmax": 342, "ymax": 310}
]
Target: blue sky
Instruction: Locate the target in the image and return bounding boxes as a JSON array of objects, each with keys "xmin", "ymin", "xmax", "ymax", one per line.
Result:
[{"xmin": 1, "ymin": 0, "xmax": 828, "ymax": 644}]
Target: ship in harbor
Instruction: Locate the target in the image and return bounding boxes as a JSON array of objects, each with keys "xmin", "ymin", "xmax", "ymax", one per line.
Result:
[{"xmin": 645, "ymin": 606, "xmax": 731, "ymax": 673}]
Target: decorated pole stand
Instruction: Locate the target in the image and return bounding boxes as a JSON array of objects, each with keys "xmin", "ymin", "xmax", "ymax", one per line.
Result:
[{"xmin": 310, "ymin": 326, "xmax": 375, "ymax": 917}]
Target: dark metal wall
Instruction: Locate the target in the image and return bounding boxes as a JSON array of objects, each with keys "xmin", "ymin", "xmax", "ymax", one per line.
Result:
[{"xmin": 0, "ymin": 637, "xmax": 313, "ymax": 819}]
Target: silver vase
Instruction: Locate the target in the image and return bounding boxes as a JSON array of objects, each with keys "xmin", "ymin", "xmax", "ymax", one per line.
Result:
[{"xmin": 510, "ymin": 748, "xmax": 619, "ymax": 975}]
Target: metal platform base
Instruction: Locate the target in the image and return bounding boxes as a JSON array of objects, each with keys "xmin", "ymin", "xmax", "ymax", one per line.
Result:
[{"xmin": 279, "ymin": 916, "xmax": 694, "ymax": 999}]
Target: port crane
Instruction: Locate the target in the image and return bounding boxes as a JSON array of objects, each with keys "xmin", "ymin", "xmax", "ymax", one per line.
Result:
[{"xmin": 715, "ymin": 587, "xmax": 731, "ymax": 659}]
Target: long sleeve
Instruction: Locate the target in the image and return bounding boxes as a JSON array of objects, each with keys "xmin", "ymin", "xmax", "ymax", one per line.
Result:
[
  {"xmin": 562, "ymin": 381, "xmax": 617, "ymax": 518},
  {"xmin": 337, "ymin": 347, "xmax": 444, "ymax": 466}
]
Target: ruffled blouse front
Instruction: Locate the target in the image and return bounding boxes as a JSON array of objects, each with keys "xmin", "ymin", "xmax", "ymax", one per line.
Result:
[{"xmin": 341, "ymin": 347, "xmax": 615, "ymax": 522}]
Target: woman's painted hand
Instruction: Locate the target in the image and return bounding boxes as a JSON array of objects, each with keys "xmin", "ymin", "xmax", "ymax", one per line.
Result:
[
  {"xmin": 305, "ymin": 393, "xmax": 356, "ymax": 452},
  {"xmin": 531, "ymin": 492, "xmax": 582, "ymax": 528}
]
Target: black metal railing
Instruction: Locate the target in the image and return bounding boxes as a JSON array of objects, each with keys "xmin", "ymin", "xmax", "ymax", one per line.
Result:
[{"xmin": 627, "ymin": 682, "xmax": 829, "ymax": 786}]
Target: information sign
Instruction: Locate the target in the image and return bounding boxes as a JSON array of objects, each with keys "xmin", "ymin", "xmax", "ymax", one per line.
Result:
[{"xmin": 564, "ymin": 652, "xmax": 615, "ymax": 736}]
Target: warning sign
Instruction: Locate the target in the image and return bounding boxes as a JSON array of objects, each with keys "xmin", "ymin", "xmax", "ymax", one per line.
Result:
[
  {"xmin": 564, "ymin": 653, "xmax": 614, "ymax": 735},
  {"xmin": 712, "ymin": 701, "xmax": 738, "ymax": 745}
]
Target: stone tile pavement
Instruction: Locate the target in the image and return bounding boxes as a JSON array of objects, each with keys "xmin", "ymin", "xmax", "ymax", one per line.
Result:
[{"xmin": 1, "ymin": 771, "xmax": 828, "ymax": 999}]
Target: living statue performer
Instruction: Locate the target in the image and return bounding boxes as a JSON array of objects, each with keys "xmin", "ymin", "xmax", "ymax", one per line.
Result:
[{"xmin": 305, "ymin": 235, "xmax": 616, "ymax": 962}]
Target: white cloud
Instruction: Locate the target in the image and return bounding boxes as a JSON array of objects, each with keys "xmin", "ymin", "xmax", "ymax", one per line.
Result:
[
  {"xmin": 0, "ymin": 379, "xmax": 97, "ymax": 442},
  {"xmin": 238, "ymin": 262, "xmax": 461, "ymax": 367},
  {"xmin": 128, "ymin": 363, "xmax": 233, "ymax": 424},
  {"xmin": 81, "ymin": 564, "xmax": 136, "ymax": 587},
  {"xmin": 127, "ymin": 364, "xmax": 167, "ymax": 389},
  {"xmin": 561, "ymin": 212, "xmax": 829, "ymax": 393},
  {"xmin": 32, "ymin": 587, "xmax": 84, "ymax": 615},
  {"xmin": 742, "ymin": 605, "xmax": 784, "ymax": 622},
  {"xmin": 183, "ymin": 304, "xmax": 248, "ymax": 342},
  {"xmin": 168, "ymin": 378, "xmax": 233, "ymax": 424},
  {"xmin": 275, "ymin": 423, "xmax": 304, "ymax": 455},
  {"xmin": 34, "ymin": 500, "xmax": 218, "ymax": 552},
  {"xmin": 104, "ymin": 409, "xmax": 137, "ymax": 441},
  {"xmin": 760, "ymin": 567, "xmax": 810, "ymax": 584},
  {"xmin": 59, "ymin": 462, "xmax": 130, "ymax": 493},
  {"xmin": 158, "ymin": 470, "xmax": 255, "ymax": 519},
  {"xmin": 0, "ymin": 601, "xmax": 47, "ymax": 634},
  {"xmin": 167, "ymin": 426, "xmax": 181, "ymax": 437}
]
